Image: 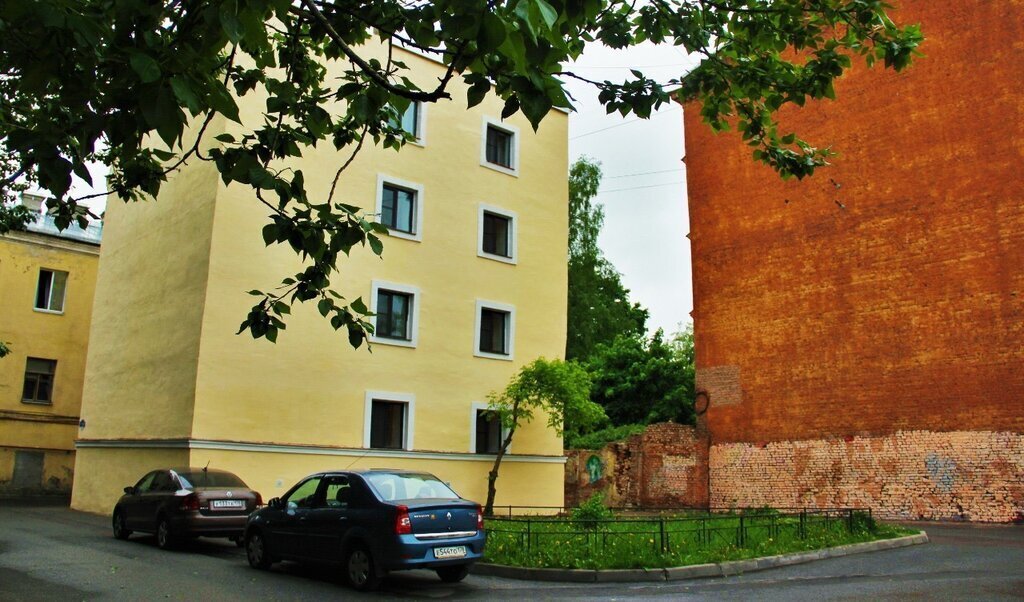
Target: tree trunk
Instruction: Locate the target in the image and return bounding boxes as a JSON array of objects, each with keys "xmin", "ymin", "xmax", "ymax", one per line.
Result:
[{"xmin": 484, "ymin": 425, "xmax": 516, "ymax": 516}]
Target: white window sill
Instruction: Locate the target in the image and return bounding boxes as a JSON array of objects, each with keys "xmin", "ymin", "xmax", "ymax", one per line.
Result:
[
  {"xmin": 477, "ymin": 250, "xmax": 517, "ymax": 265},
  {"xmin": 474, "ymin": 350, "xmax": 513, "ymax": 361},
  {"xmin": 384, "ymin": 229, "xmax": 422, "ymax": 243},
  {"xmin": 480, "ymin": 161, "xmax": 519, "ymax": 178},
  {"xmin": 33, "ymin": 308, "xmax": 64, "ymax": 315},
  {"xmin": 21, "ymin": 400, "xmax": 53, "ymax": 406},
  {"xmin": 369, "ymin": 335, "xmax": 417, "ymax": 349}
]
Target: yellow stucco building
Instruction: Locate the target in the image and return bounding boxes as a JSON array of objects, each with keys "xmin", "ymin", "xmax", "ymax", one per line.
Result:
[
  {"xmin": 72, "ymin": 47, "xmax": 569, "ymax": 514},
  {"xmin": 0, "ymin": 196, "xmax": 101, "ymax": 495}
]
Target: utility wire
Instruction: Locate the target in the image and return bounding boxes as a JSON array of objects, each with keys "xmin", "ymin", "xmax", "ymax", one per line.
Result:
[
  {"xmin": 597, "ymin": 180, "xmax": 685, "ymax": 195},
  {"xmin": 603, "ymin": 167, "xmax": 683, "ymax": 180},
  {"xmin": 570, "ymin": 108, "xmax": 680, "ymax": 140}
]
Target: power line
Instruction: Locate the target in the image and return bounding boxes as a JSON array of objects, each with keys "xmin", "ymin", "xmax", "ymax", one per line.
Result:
[
  {"xmin": 597, "ymin": 180, "xmax": 685, "ymax": 195},
  {"xmin": 570, "ymin": 108, "xmax": 680, "ymax": 140},
  {"xmin": 603, "ymin": 167, "xmax": 683, "ymax": 180}
]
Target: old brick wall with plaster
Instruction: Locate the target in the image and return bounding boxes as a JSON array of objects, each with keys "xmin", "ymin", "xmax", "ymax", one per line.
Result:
[{"xmin": 683, "ymin": 0, "xmax": 1024, "ymax": 521}]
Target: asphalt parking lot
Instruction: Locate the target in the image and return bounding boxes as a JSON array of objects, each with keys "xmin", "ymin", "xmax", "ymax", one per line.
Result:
[{"xmin": 0, "ymin": 500, "xmax": 1021, "ymax": 600}]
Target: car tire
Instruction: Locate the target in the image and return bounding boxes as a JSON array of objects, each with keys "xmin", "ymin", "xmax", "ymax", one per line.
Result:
[
  {"xmin": 112, "ymin": 510, "xmax": 131, "ymax": 540},
  {"xmin": 344, "ymin": 545, "xmax": 382, "ymax": 592},
  {"xmin": 246, "ymin": 531, "xmax": 274, "ymax": 570},
  {"xmin": 155, "ymin": 517, "xmax": 177, "ymax": 550},
  {"xmin": 436, "ymin": 565, "xmax": 470, "ymax": 583}
]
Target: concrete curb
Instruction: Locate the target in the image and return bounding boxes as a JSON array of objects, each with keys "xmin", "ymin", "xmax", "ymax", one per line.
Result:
[{"xmin": 471, "ymin": 531, "xmax": 929, "ymax": 583}]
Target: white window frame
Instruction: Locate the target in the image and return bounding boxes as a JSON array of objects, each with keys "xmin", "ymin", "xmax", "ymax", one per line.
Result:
[
  {"xmin": 477, "ymin": 203, "xmax": 518, "ymax": 265},
  {"xmin": 375, "ymin": 174, "xmax": 424, "ymax": 242},
  {"xmin": 480, "ymin": 116, "xmax": 520, "ymax": 177},
  {"xmin": 34, "ymin": 268, "xmax": 68, "ymax": 314},
  {"xmin": 364, "ymin": 390, "xmax": 415, "ymax": 451},
  {"xmin": 473, "ymin": 299, "xmax": 515, "ymax": 361},
  {"xmin": 369, "ymin": 280, "xmax": 420, "ymax": 348},
  {"xmin": 469, "ymin": 401, "xmax": 510, "ymax": 454}
]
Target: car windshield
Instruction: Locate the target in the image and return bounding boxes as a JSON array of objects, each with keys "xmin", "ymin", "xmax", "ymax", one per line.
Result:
[
  {"xmin": 176, "ymin": 471, "xmax": 247, "ymax": 489},
  {"xmin": 365, "ymin": 472, "xmax": 460, "ymax": 502}
]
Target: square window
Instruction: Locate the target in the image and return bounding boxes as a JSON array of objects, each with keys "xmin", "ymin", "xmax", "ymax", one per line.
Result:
[
  {"xmin": 370, "ymin": 400, "xmax": 407, "ymax": 450},
  {"xmin": 485, "ymin": 126, "xmax": 513, "ymax": 168},
  {"xmin": 375, "ymin": 290, "xmax": 412, "ymax": 341},
  {"xmin": 482, "ymin": 212, "xmax": 511, "ymax": 257},
  {"xmin": 479, "ymin": 308, "xmax": 509, "ymax": 355},
  {"xmin": 475, "ymin": 409, "xmax": 502, "ymax": 454},
  {"xmin": 388, "ymin": 101, "xmax": 424, "ymax": 142},
  {"xmin": 35, "ymin": 269, "xmax": 67, "ymax": 312},
  {"xmin": 370, "ymin": 281, "xmax": 419, "ymax": 348},
  {"xmin": 381, "ymin": 184, "xmax": 416, "ymax": 235},
  {"xmin": 22, "ymin": 358, "xmax": 56, "ymax": 404}
]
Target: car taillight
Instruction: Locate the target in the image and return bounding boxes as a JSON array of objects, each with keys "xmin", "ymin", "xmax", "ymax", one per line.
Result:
[
  {"xmin": 180, "ymin": 493, "xmax": 200, "ymax": 511},
  {"xmin": 395, "ymin": 505, "xmax": 412, "ymax": 535},
  {"xmin": 476, "ymin": 504, "xmax": 485, "ymax": 530},
  {"xmin": 254, "ymin": 492, "xmax": 263, "ymax": 507}
]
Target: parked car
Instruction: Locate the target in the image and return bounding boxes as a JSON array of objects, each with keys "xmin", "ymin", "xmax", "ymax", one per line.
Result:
[
  {"xmin": 112, "ymin": 467, "xmax": 262, "ymax": 549},
  {"xmin": 244, "ymin": 469, "xmax": 486, "ymax": 591}
]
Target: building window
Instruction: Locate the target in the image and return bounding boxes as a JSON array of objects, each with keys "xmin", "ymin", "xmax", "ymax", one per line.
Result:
[
  {"xmin": 480, "ymin": 117, "xmax": 520, "ymax": 176},
  {"xmin": 369, "ymin": 281, "xmax": 420, "ymax": 348},
  {"xmin": 474, "ymin": 300, "xmax": 515, "ymax": 360},
  {"xmin": 375, "ymin": 290, "xmax": 412, "ymax": 341},
  {"xmin": 486, "ymin": 126, "xmax": 512, "ymax": 168},
  {"xmin": 364, "ymin": 391, "xmax": 415, "ymax": 450},
  {"xmin": 389, "ymin": 101, "xmax": 426, "ymax": 144},
  {"xmin": 478, "ymin": 204, "xmax": 517, "ymax": 263},
  {"xmin": 22, "ymin": 358, "xmax": 56, "ymax": 404},
  {"xmin": 381, "ymin": 184, "xmax": 416, "ymax": 234},
  {"xmin": 475, "ymin": 409, "xmax": 502, "ymax": 454},
  {"xmin": 35, "ymin": 269, "xmax": 68, "ymax": 313},
  {"xmin": 375, "ymin": 175, "xmax": 424, "ymax": 242}
]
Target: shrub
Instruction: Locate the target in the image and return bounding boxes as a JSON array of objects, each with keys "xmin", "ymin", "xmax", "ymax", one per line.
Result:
[
  {"xmin": 566, "ymin": 423, "xmax": 645, "ymax": 450},
  {"xmin": 571, "ymin": 492, "xmax": 613, "ymax": 529}
]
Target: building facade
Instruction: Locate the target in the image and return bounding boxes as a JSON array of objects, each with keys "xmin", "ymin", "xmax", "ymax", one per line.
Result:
[
  {"xmin": 72, "ymin": 47, "xmax": 570, "ymax": 514},
  {"xmin": 0, "ymin": 197, "xmax": 102, "ymax": 495},
  {"xmin": 684, "ymin": 0, "xmax": 1023, "ymax": 521}
]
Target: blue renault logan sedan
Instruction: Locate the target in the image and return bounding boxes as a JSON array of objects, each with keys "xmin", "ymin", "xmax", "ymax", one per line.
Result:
[{"xmin": 243, "ymin": 469, "xmax": 486, "ymax": 591}]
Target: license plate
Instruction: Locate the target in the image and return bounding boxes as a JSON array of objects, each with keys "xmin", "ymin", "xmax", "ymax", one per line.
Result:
[
  {"xmin": 211, "ymin": 499, "xmax": 245, "ymax": 509},
  {"xmin": 434, "ymin": 546, "xmax": 467, "ymax": 559}
]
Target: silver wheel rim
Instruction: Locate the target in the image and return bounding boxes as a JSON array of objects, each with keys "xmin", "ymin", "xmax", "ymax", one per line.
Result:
[
  {"xmin": 248, "ymin": 535, "xmax": 263, "ymax": 565},
  {"xmin": 348, "ymin": 550, "xmax": 370, "ymax": 585}
]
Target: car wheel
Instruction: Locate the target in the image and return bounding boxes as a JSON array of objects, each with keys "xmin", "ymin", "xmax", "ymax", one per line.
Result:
[
  {"xmin": 112, "ymin": 510, "xmax": 131, "ymax": 540},
  {"xmin": 436, "ymin": 565, "xmax": 470, "ymax": 583},
  {"xmin": 246, "ymin": 531, "xmax": 274, "ymax": 570},
  {"xmin": 344, "ymin": 545, "xmax": 381, "ymax": 592},
  {"xmin": 156, "ymin": 517, "xmax": 177, "ymax": 550}
]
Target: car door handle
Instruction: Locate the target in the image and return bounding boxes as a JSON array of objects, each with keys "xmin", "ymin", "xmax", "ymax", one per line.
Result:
[{"xmin": 338, "ymin": 517, "xmax": 348, "ymax": 521}]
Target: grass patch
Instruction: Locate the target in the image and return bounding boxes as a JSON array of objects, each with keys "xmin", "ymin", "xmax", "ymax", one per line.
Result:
[{"xmin": 484, "ymin": 509, "xmax": 915, "ymax": 570}]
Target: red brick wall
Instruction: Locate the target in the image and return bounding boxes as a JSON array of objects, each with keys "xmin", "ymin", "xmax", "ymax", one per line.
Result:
[
  {"xmin": 684, "ymin": 0, "xmax": 1024, "ymax": 443},
  {"xmin": 711, "ymin": 431, "xmax": 1024, "ymax": 522},
  {"xmin": 564, "ymin": 423, "xmax": 709, "ymax": 508}
]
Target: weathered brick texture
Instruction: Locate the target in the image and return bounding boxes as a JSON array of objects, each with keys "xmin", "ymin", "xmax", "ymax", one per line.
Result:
[
  {"xmin": 682, "ymin": 0, "xmax": 1024, "ymax": 520},
  {"xmin": 710, "ymin": 431, "xmax": 1024, "ymax": 522},
  {"xmin": 565, "ymin": 423, "xmax": 709, "ymax": 508}
]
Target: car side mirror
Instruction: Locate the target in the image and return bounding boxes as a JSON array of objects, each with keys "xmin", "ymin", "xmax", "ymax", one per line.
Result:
[
  {"xmin": 123, "ymin": 486, "xmax": 135, "ymax": 495},
  {"xmin": 267, "ymin": 497, "xmax": 282, "ymax": 509}
]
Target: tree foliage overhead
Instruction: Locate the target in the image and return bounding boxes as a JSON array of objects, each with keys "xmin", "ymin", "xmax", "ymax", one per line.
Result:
[
  {"xmin": 566, "ymin": 157, "xmax": 648, "ymax": 361},
  {"xmin": 0, "ymin": 0, "xmax": 921, "ymax": 346}
]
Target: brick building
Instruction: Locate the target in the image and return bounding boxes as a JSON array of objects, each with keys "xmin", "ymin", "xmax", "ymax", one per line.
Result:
[{"xmin": 684, "ymin": 0, "xmax": 1023, "ymax": 521}]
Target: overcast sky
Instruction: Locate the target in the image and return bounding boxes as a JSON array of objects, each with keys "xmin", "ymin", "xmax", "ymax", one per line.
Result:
[{"xmin": 565, "ymin": 43, "xmax": 699, "ymax": 335}]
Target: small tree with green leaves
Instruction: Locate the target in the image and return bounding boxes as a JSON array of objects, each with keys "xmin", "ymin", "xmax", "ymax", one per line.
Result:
[{"xmin": 483, "ymin": 358, "xmax": 603, "ymax": 515}]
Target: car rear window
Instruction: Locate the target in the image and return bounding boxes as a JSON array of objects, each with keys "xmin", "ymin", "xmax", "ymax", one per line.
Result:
[
  {"xmin": 365, "ymin": 472, "xmax": 460, "ymax": 502},
  {"xmin": 176, "ymin": 471, "xmax": 247, "ymax": 489}
]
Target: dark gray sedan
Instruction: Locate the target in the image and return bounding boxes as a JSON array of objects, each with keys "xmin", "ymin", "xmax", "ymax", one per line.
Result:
[
  {"xmin": 244, "ymin": 469, "xmax": 486, "ymax": 591},
  {"xmin": 112, "ymin": 468, "xmax": 262, "ymax": 549}
]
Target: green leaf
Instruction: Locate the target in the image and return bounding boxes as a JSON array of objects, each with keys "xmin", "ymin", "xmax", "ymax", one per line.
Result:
[
  {"xmin": 534, "ymin": 0, "xmax": 558, "ymax": 29},
  {"xmin": 129, "ymin": 53, "xmax": 161, "ymax": 84},
  {"xmin": 367, "ymin": 234, "xmax": 384, "ymax": 256}
]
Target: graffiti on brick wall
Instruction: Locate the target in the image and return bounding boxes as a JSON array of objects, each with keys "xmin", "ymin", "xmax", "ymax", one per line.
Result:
[
  {"xmin": 586, "ymin": 455, "xmax": 603, "ymax": 484},
  {"xmin": 924, "ymin": 453, "xmax": 957, "ymax": 493}
]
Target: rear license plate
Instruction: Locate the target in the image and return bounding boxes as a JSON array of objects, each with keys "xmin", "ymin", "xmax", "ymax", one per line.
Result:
[
  {"xmin": 434, "ymin": 546, "xmax": 467, "ymax": 559},
  {"xmin": 211, "ymin": 500, "xmax": 245, "ymax": 509}
]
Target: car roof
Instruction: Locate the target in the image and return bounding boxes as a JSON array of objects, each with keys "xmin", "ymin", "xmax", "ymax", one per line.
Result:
[
  {"xmin": 168, "ymin": 467, "xmax": 240, "ymax": 475},
  {"xmin": 309, "ymin": 468, "xmax": 434, "ymax": 477}
]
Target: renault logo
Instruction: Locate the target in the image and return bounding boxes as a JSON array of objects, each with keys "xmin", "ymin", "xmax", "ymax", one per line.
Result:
[
  {"xmin": 446, "ymin": 512, "xmax": 452, "ymax": 521},
  {"xmin": 226, "ymin": 491, "xmax": 233, "ymax": 498}
]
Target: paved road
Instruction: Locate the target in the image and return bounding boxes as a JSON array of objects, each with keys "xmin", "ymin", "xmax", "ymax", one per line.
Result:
[{"xmin": 0, "ymin": 502, "xmax": 1021, "ymax": 600}]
